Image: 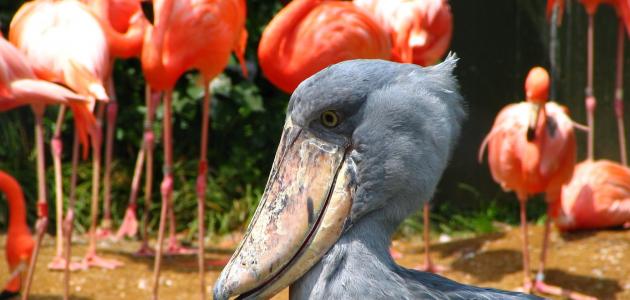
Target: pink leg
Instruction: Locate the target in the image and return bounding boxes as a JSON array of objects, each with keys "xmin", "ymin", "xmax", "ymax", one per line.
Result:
[
  {"xmin": 533, "ymin": 210, "xmax": 596, "ymax": 300},
  {"xmin": 63, "ymin": 133, "xmax": 81, "ymax": 300},
  {"xmin": 48, "ymin": 107, "xmax": 84, "ymax": 272},
  {"xmin": 153, "ymin": 90, "xmax": 174, "ymax": 300},
  {"xmin": 21, "ymin": 210, "xmax": 47, "ymax": 300},
  {"xmin": 98, "ymin": 97, "xmax": 118, "ymax": 240},
  {"xmin": 614, "ymin": 21, "xmax": 626, "ymax": 166},
  {"xmin": 518, "ymin": 198, "xmax": 532, "ymax": 293},
  {"xmin": 50, "ymin": 106, "xmax": 67, "ymax": 262},
  {"xmin": 82, "ymin": 104, "xmax": 122, "ymax": 270},
  {"xmin": 585, "ymin": 14, "xmax": 596, "ymax": 160},
  {"xmin": 416, "ymin": 203, "xmax": 448, "ymax": 273},
  {"xmin": 136, "ymin": 87, "xmax": 161, "ymax": 256},
  {"xmin": 195, "ymin": 81, "xmax": 212, "ymax": 300},
  {"xmin": 21, "ymin": 109, "xmax": 48, "ymax": 300},
  {"xmin": 115, "ymin": 144, "xmax": 143, "ymax": 240}
]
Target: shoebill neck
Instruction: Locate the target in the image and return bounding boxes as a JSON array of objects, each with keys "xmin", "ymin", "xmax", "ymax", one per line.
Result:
[{"xmin": 290, "ymin": 213, "xmax": 407, "ymax": 299}]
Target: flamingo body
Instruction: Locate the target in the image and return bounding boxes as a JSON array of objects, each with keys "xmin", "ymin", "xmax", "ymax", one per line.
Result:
[
  {"xmin": 0, "ymin": 36, "xmax": 85, "ymax": 112},
  {"xmin": 483, "ymin": 101, "xmax": 576, "ymax": 200},
  {"xmin": 354, "ymin": 0, "xmax": 453, "ymax": 66},
  {"xmin": 10, "ymin": 0, "xmax": 110, "ymax": 152},
  {"xmin": 142, "ymin": 0, "xmax": 247, "ymax": 90},
  {"xmin": 87, "ymin": 0, "xmax": 148, "ymax": 58},
  {"xmin": 557, "ymin": 160, "xmax": 630, "ymax": 230},
  {"xmin": 258, "ymin": 0, "xmax": 391, "ymax": 93},
  {"xmin": 0, "ymin": 171, "xmax": 34, "ymax": 294}
]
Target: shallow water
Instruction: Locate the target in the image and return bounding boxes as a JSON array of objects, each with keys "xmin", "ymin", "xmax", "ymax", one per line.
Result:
[{"xmin": 1, "ymin": 225, "xmax": 629, "ymax": 299}]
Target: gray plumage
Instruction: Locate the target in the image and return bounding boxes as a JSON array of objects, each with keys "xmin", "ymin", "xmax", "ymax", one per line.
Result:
[{"xmin": 285, "ymin": 55, "xmax": 542, "ymax": 300}]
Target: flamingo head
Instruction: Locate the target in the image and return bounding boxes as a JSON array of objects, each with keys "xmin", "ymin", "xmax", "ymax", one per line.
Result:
[{"xmin": 525, "ymin": 67, "xmax": 549, "ymax": 141}]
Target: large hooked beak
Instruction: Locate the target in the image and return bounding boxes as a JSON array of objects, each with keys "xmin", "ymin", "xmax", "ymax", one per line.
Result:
[
  {"xmin": 527, "ymin": 103, "xmax": 542, "ymax": 141},
  {"xmin": 214, "ymin": 118, "xmax": 356, "ymax": 299}
]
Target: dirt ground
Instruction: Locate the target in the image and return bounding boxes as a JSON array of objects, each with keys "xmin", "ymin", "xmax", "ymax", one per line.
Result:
[{"xmin": 1, "ymin": 224, "xmax": 629, "ymax": 300}]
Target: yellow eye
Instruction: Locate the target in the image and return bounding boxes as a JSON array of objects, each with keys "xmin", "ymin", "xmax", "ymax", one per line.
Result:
[{"xmin": 320, "ymin": 110, "xmax": 340, "ymax": 128}]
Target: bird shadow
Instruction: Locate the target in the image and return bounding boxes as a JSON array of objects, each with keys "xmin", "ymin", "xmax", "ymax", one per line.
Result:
[
  {"xmin": 29, "ymin": 295, "xmax": 91, "ymax": 300},
  {"xmin": 449, "ymin": 248, "xmax": 523, "ymax": 282},
  {"xmin": 99, "ymin": 248, "xmax": 231, "ymax": 273},
  {"xmin": 542, "ymin": 268, "xmax": 622, "ymax": 300},
  {"xmin": 402, "ymin": 232, "xmax": 506, "ymax": 258}
]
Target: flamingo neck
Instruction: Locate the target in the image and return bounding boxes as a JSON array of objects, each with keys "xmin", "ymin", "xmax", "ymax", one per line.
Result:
[
  {"xmin": 258, "ymin": 0, "xmax": 322, "ymax": 68},
  {"xmin": 0, "ymin": 173, "xmax": 28, "ymax": 232},
  {"xmin": 142, "ymin": 0, "xmax": 176, "ymax": 90}
]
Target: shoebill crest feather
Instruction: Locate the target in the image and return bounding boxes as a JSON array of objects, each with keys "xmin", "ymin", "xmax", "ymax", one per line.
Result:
[{"xmin": 214, "ymin": 55, "xmax": 541, "ymax": 299}]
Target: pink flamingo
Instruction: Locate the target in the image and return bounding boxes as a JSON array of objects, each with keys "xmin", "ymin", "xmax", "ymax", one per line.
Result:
[
  {"xmin": 0, "ymin": 36, "xmax": 90, "ymax": 300},
  {"xmin": 10, "ymin": 0, "xmax": 119, "ymax": 272},
  {"xmin": 479, "ymin": 67, "xmax": 594, "ymax": 299},
  {"xmin": 353, "ymin": 0, "xmax": 453, "ymax": 66},
  {"xmin": 140, "ymin": 0, "xmax": 247, "ymax": 298},
  {"xmin": 0, "ymin": 171, "xmax": 34, "ymax": 300},
  {"xmin": 84, "ymin": 0, "xmax": 149, "ymax": 240}
]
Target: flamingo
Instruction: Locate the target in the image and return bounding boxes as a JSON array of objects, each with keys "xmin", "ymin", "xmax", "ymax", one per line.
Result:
[
  {"xmin": 556, "ymin": 160, "xmax": 630, "ymax": 230},
  {"xmin": 0, "ymin": 171, "xmax": 34, "ymax": 300},
  {"xmin": 140, "ymin": 0, "xmax": 248, "ymax": 298},
  {"xmin": 1, "ymin": 33, "xmax": 95, "ymax": 300},
  {"xmin": 84, "ymin": 0, "xmax": 149, "ymax": 241},
  {"xmin": 257, "ymin": 0, "xmax": 392, "ymax": 94},
  {"xmin": 353, "ymin": 0, "xmax": 453, "ymax": 272},
  {"xmin": 478, "ymin": 67, "xmax": 595, "ymax": 299},
  {"xmin": 568, "ymin": 0, "xmax": 630, "ymax": 160},
  {"xmin": 353, "ymin": 0, "xmax": 453, "ymax": 66},
  {"xmin": 9, "ymin": 0, "xmax": 119, "ymax": 271}
]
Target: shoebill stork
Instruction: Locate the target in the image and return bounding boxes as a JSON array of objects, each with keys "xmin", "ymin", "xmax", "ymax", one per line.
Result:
[{"xmin": 214, "ymin": 56, "xmax": 540, "ymax": 299}]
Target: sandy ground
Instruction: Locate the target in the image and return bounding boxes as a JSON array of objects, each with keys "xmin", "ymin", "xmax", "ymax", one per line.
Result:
[{"xmin": 1, "ymin": 224, "xmax": 629, "ymax": 300}]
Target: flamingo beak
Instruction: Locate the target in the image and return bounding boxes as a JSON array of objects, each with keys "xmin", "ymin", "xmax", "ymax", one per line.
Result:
[
  {"xmin": 213, "ymin": 118, "xmax": 356, "ymax": 300},
  {"xmin": 140, "ymin": 0, "xmax": 155, "ymax": 25},
  {"xmin": 527, "ymin": 103, "xmax": 542, "ymax": 141}
]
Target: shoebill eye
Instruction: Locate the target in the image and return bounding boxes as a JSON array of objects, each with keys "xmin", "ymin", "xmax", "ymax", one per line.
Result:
[{"xmin": 320, "ymin": 110, "xmax": 340, "ymax": 128}]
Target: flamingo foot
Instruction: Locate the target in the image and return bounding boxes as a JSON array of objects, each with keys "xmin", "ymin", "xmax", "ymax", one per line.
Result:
[
  {"xmin": 48, "ymin": 256, "xmax": 86, "ymax": 271},
  {"xmin": 165, "ymin": 238, "xmax": 195, "ymax": 255},
  {"xmin": 534, "ymin": 279, "xmax": 597, "ymax": 300},
  {"xmin": 96, "ymin": 224, "xmax": 114, "ymax": 241},
  {"xmin": 134, "ymin": 244, "xmax": 156, "ymax": 257},
  {"xmin": 389, "ymin": 247, "xmax": 403, "ymax": 259},
  {"xmin": 115, "ymin": 206, "xmax": 139, "ymax": 240},
  {"xmin": 82, "ymin": 254, "xmax": 123, "ymax": 270},
  {"xmin": 414, "ymin": 261, "xmax": 449, "ymax": 273}
]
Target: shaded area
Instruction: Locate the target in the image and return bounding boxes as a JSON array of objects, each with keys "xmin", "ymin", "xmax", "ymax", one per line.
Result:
[{"xmin": 1, "ymin": 224, "xmax": 626, "ymax": 299}]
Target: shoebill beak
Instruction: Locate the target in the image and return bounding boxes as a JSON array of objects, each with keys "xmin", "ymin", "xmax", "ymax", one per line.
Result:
[
  {"xmin": 527, "ymin": 103, "xmax": 542, "ymax": 141},
  {"xmin": 213, "ymin": 118, "xmax": 356, "ymax": 300}
]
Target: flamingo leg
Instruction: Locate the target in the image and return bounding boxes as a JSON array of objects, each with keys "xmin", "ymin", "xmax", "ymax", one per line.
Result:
[
  {"xmin": 585, "ymin": 14, "xmax": 596, "ymax": 160},
  {"xmin": 21, "ymin": 215, "xmax": 46, "ymax": 300},
  {"xmin": 99, "ymin": 78, "xmax": 119, "ymax": 240},
  {"xmin": 117, "ymin": 86, "xmax": 151, "ymax": 242},
  {"xmin": 137, "ymin": 87, "xmax": 161, "ymax": 256},
  {"xmin": 615, "ymin": 21, "xmax": 626, "ymax": 166},
  {"xmin": 195, "ymin": 81, "xmax": 212, "ymax": 300},
  {"xmin": 416, "ymin": 203, "xmax": 447, "ymax": 273},
  {"xmin": 82, "ymin": 104, "xmax": 122, "ymax": 269},
  {"xmin": 153, "ymin": 90, "xmax": 175, "ymax": 300},
  {"xmin": 116, "ymin": 142, "xmax": 144, "ymax": 240},
  {"xmin": 533, "ymin": 214, "xmax": 597, "ymax": 300},
  {"xmin": 48, "ymin": 106, "xmax": 68, "ymax": 270},
  {"xmin": 63, "ymin": 132, "xmax": 82, "ymax": 300},
  {"xmin": 518, "ymin": 197, "xmax": 532, "ymax": 293},
  {"xmin": 21, "ymin": 109, "xmax": 48, "ymax": 300}
]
